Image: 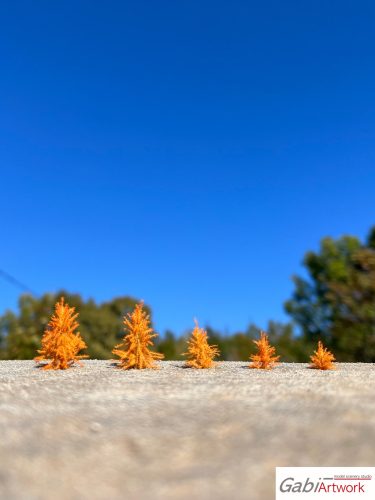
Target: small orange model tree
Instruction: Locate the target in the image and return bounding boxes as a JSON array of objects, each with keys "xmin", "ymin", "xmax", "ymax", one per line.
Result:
[
  {"xmin": 35, "ymin": 297, "xmax": 88, "ymax": 370},
  {"xmin": 310, "ymin": 341, "xmax": 336, "ymax": 370},
  {"xmin": 184, "ymin": 320, "xmax": 220, "ymax": 369},
  {"xmin": 249, "ymin": 331, "xmax": 280, "ymax": 369},
  {"xmin": 112, "ymin": 301, "xmax": 164, "ymax": 369}
]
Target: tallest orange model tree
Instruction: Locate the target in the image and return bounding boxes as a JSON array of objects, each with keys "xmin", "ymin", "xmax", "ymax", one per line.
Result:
[{"xmin": 35, "ymin": 297, "xmax": 88, "ymax": 370}]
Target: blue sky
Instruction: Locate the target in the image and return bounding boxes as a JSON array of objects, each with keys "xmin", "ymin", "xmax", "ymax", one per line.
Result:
[{"xmin": 1, "ymin": 0, "xmax": 374, "ymax": 334}]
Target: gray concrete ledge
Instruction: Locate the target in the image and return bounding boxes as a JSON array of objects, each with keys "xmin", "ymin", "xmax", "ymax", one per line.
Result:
[{"xmin": 0, "ymin": 361, "xmax": 374, "ymax": 499}]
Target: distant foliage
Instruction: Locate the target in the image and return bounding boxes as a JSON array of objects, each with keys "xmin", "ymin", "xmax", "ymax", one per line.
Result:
[
  {"xmin": 310, "ymin": 341, "xmax": 335, "ymax": 370},
  {"xmin": 155, "ymin": 330, "xmax": 182, "ymax": 360},
  {"xmin": 2, "ymin": 225, "xmax": 375, "ymax": 363},
  {"xmin": 113, "ymin": 302, "xmax": 164, "ymax": 369},
  {"xmin": 249, "ymin": 331, "xmax": 279, "ymax": 369},
  {"xmin": 0, "ymin": 291, "xmax": 141, "ymax": 360},
  {"xmin": 184, "ymin": 320, "xmax": 220, "ymax": 369},
  {"xmin": 285, "ymin": 226, "xmax": 375, "ymax": 361},
  {"xmin": 35, "ymin": 297, "xmax": 87, "ymax": 370}
]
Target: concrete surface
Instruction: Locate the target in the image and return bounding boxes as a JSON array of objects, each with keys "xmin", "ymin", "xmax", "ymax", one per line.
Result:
[{"xmin": 0, "ymin": 361, "xmax": 374, "ymax": 500}]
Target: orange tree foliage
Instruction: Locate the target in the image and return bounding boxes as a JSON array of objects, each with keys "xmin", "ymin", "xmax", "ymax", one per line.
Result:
[
  {"xmin": 184, "ymin": 320, "xmax": 220, "ymax": 368},
  {"xmin": 35, "ymin": 297, "xmax": 88, "ymax": 370},
  {"xmin": 112, "ymin": 302, "xmax": 164, "ymax": 369},
  {"xmin": 310, "ymin": 341, "xmax": 336, "ymax": 370},
  {"xmin": 250, "ymin": 331, "xmax": 280, "ymax": 369}
]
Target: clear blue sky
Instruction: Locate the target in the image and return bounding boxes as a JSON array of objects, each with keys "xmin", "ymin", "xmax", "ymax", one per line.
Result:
[{"xmin": 1, "ymin": 0, "xmax": 374, "ymax": 335}]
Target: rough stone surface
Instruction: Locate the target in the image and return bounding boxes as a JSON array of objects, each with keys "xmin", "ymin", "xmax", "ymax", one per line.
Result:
[{"xmin": 0, "ymin": 361, "xmax": 374, "ymax": 499}]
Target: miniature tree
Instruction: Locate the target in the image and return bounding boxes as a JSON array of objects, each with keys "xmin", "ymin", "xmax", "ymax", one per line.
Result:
[
  {"xmin": 310, "ymin": 341, "xmax": 336, "ymax": 370},
  {"xmin": 184, "ymin": 319, "xmax": 220, "ymax": 369},
  {"xmin": 35, "ymin": 297, "xmax": 88, "ymax": 370},
  {"xmin": 112, "ymin": 301, "xmax": 164, "ymax": 369},
  {"xmin": 249, "ymin": 331, "xmax": 280, "ymax": 369}
]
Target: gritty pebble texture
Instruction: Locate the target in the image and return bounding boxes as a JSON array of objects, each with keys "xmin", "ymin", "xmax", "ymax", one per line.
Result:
[{"xmin": 0, "ymin": 361, "xmax": 374, "ymax": 500}]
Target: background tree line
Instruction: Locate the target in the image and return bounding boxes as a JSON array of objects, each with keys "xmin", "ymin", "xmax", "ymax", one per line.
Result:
[{"xmin": 1, "ymin": 226, "xmax": 375, "ymax": 362}]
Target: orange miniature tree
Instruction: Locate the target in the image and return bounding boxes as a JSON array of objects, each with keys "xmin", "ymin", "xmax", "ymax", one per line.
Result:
[
  {"xmin": 112, "ymin": 301, "xmax": 164, "ymax": 369},
  {"xmin": 310, "ymin": 341, "xmax": 336, "ymax": 370},
  {"xmin": 35, "ymin": 297, "xmax": 88, "ymax": 370},
  {"xmin": 184, "ymin": 320, "xmax": 220, "ymax": 368},
  {"xmin": 249, "ymin": 331, "xmax": 280, "ymax": 369}
]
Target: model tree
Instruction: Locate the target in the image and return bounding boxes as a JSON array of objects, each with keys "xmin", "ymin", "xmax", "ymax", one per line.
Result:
[
  {"xmin": 250, "ymin": 331, "xmax": 280, "ymax": 369},
  {"xmin": 35, "ymin": 297, "xmax": 88, "ymax": 370},
  {"xmin": 184, "ymin": 320, "xmax": 220, "ymax": 368},
  {"xmin": 112, "ymin": 301, "xmax": 164, "ymax": 369},
  {"xmin": 310, "ymin": 341, "xmax": 336, "ymax": 370}
]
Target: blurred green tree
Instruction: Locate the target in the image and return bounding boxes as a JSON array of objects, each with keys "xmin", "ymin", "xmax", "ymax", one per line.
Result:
[
  {"xmin": 285, "ymin": 227, "xmax": 375, "ymax": 361},
  {"xmin": 0, "ymin": 291, "xmax": 144, "ymax": 359},
  {"xmin": 2, "ymin": 226, "xmax": 375, "ymax": 362},
  {"xmin": 155, "ymin": 330, "xmax": 180, "ymax": 360}
]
